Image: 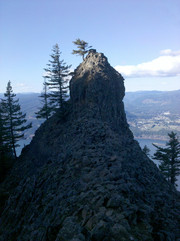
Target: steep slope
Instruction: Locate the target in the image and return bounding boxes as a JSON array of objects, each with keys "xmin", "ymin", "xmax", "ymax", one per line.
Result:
[{"xmin": 0, "ymin": 50, "xmax": 179, "ymax": 241}]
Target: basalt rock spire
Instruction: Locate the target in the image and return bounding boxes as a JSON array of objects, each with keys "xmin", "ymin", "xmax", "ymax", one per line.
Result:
[
  {"xmin": 70, "ymin": 49, "xmax": 130, "ymax": 136},
  {"xmin": 0, "ymin": 50, "xmax": 179, "ymax": 241}
]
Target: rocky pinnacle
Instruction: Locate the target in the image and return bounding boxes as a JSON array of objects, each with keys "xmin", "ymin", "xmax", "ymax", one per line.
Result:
[{"xmin": 0, "ymin": 50, "xmax": 179, "ymax": 241}]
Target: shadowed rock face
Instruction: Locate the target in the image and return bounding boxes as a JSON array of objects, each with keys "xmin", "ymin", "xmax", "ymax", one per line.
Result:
[
  {"xmin": 0, "ymin": 50, "xmax": 179, "ymax": 241},
  {"xmin": 70, "ymin": 50, "xmax": 129, "ymax": 136}
]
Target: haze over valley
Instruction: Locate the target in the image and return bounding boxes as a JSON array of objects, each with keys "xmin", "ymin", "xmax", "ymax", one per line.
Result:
[{"xmin": 1, "ymin": 90, "xmax": 179, "ymax": 153}]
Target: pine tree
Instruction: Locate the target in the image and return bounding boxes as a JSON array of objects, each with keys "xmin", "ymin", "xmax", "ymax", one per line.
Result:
[
  {"xmin": 1, "ymin": 81, "xmax": 32, "ymax": 158},
  {"xmin": 153, "ymin": 132, "xmax": 180, "ymax": 186},
  {"xmin": 0, "ymin": 102, "xmax": 7, "ymax": 151},
  {"xmin": 72, "ymin": 39, "xmax": 92, "ymax": 60},
  {"xmin": 36, "ymin": 77, "xmax": 52, "ymax": 120},
  {"xmin": 0, "ymin": 101, "xmax": 13, "ymax": 181},
  {"xmin": 45, "ymin": 44, "xmax": 71, "ymax": 114},
  {"xmin": 142, "ymin": 145, "xmax": 150, "ymax": 157},
  {"xmin": 0, "ymin": 103, "xmax": 6, "ymax": 180}
]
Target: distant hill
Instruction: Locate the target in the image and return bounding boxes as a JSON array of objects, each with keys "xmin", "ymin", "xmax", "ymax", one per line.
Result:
[
  {"xmin": 0, "ymin": 93, "xmax": 40, "ymax": 116},
  {"xmin": 124, "ymin": 90, "xmax": 180, "ymax": 139},
  {"xmin": 124, "ymin": 90, "xmax": 180, "ymax": 116},
  {"xmin": 1, "ymin": 90, "xmax": 180, "ymax": 149}
]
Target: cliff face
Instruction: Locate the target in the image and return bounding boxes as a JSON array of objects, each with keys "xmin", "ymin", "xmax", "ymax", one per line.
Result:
[
  {"xmin": 70, "ymin": 50, "xmax": 129, "ymax": 136},
  {"xmin": 0, "ymin": 50, "xmax": 179, "ymax": 241}
]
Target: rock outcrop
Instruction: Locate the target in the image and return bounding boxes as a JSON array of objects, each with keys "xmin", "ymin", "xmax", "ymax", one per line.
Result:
[{"xmin": 0, "ymin": 50, "xmax": 179, "ymax": 241}]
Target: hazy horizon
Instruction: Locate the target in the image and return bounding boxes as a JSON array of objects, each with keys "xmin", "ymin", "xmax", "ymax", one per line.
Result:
[{"xmin": 0, "ymin": 89, "xmax": 180, "ymax": 95}]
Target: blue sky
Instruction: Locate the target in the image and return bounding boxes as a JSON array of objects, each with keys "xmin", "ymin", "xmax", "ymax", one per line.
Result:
[{"xmin": 0, "ymin": 0, "xmax": 180, "ymax": 93}]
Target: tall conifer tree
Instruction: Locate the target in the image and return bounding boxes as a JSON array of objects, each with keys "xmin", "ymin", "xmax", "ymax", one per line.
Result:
[
  {"xmin": 153, "ymin": 132, "xmax": 180, "ymax": 186},
  {"xmin": 0, "ymin": 102, "xmax": 10, "ymax": 152},
  {"xmin": 0, "ymin": 103, "xmax": 13, "ymax": 181},
  {"xmin": 0, "ymin": 102, "xmax": 7, "ymax": 151},
  {"xmin": 1, "ymin": 81, "xmax": 32, "ymax": 158},
  {"xmin": 45, "ymin": 44, "xmax": 71, "ymax": 114},
  {"xmin": 0, "ymin": 103, "xmax": 8, "ymax": 180},
  {"xmin": 142, "ymin": 145, "xmax": 150, "ymax": 157}
]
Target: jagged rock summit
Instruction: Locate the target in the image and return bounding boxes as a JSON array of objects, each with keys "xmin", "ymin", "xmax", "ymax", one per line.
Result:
[
  {"xmin": 70, "ymin": 50, "xmax": 130, "ymax": 136},
  {"xmin": 0, "ymin": 50, "xmax": 179, "ymax": 241}
]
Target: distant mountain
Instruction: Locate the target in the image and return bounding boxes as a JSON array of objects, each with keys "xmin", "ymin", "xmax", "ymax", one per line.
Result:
[
  {"xmin": 1, "ymin": 89, "xmax": 180, "ymax": 144},
  {"xmin": 0, "ymin": 92, "xmax": 40, "ymax": 116},
  {"xmin": 124, "ymin": 90, "xmax": 180, "ymax": 116},
  {"xmin": 124, "ymin": 90, "xmax": 180, "ymax": 139}
]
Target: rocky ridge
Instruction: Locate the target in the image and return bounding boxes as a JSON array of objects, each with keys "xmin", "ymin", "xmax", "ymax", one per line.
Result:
[{"xmin": 0, "ymin": 50, "xmax": 179, "ymax": 241}]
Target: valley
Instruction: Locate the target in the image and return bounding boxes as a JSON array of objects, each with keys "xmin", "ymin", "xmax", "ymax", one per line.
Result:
[{"xmin": 1, "ymin": 90, "xmax": 180, "ymax": 151}]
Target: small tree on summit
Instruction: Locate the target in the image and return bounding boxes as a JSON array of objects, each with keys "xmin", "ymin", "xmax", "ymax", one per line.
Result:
[
  {"xmin": 72, "ymin": 39, "xmax": 92, "ymax": 60},
  {"xmin": 153, "ymin": 132, "xmax": 180, "ymax": 187},
  {"xmin": 1, "ymin": 81, "xmax": 32, "ymax": 158}
]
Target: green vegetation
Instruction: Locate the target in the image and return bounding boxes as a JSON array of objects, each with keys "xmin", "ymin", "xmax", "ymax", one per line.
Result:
[
  {"xmin": 153, "ymin": 132, "xmax": 180, "ymax": 186},
  {"xmin": 41, "ymin": 43, "xmax": 71, "ymax": 116},
  {"xmin": 72, "ymin": 38, "xmax": 92, "ymax": 60},
  {"xmin": 142, "ymin": 145, "xmax": 150, "ymax": 157},
  {"xmin": 0, "ymin": 103, "xmax": 13, "ymax": 182},
  {"xmin": 0, "ymin": 82, "xmax": 32, "ymax": 182},
  {"xmin": 1, "ymin": 81, "xmax": 32, "ymax": 158},
  {"xmin": 36, "ymin": 77, "xmax": 52, "ymax": 120}
]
